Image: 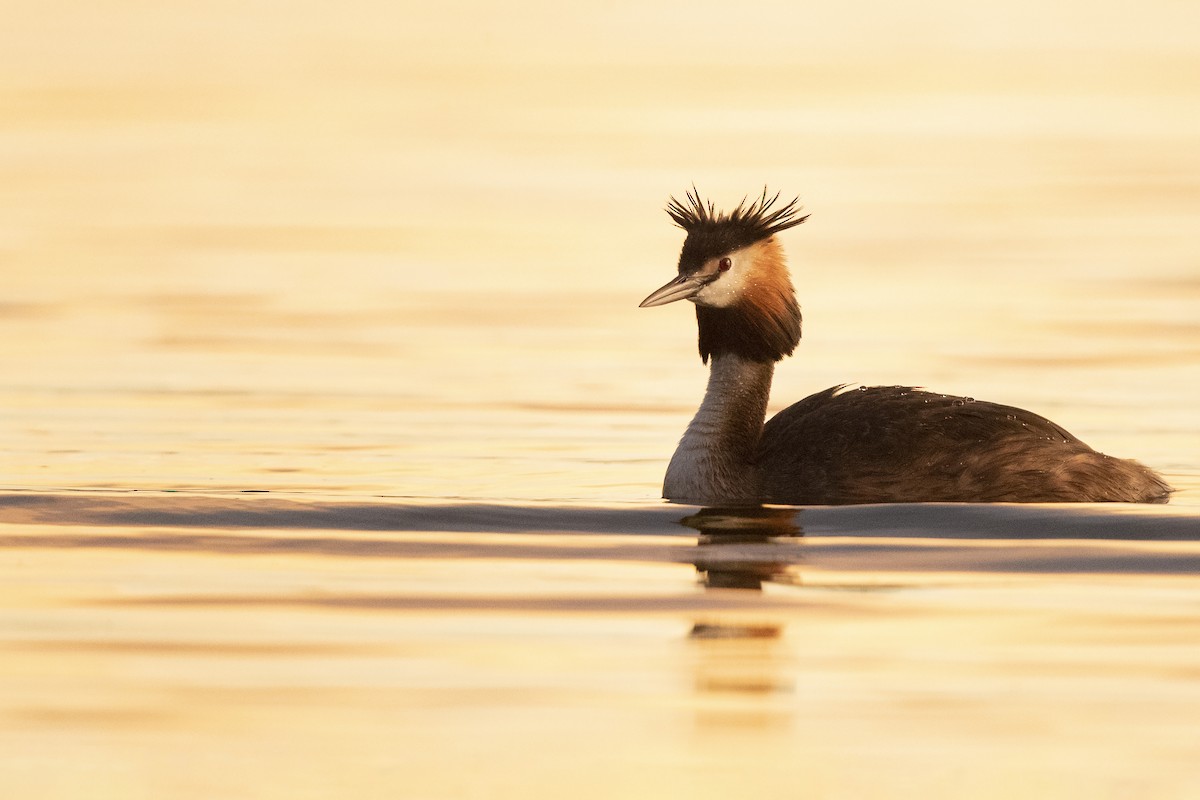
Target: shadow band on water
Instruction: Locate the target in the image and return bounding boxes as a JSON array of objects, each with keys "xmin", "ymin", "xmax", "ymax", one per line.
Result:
[
  {"xmin": 1, "ymin": 491, "xmax": 1198, "ymax": 538},
  {"xmin": 1, "ymin": 491, "xmax": 1198, "ymax": 578}
]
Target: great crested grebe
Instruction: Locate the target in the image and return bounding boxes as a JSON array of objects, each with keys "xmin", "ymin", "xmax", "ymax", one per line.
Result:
[{"xmin": 639, "ymin": 189, "xmax": 1171, "ymax": 505}]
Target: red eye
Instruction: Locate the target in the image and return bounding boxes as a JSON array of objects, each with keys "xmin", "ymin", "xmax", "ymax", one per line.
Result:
[{"xmin": 718, "ymin": 257, "xmax": 732, "ymax": 272}]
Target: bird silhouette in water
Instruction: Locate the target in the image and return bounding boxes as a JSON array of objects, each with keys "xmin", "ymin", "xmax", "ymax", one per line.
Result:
[{"xmin": 639, "ymin": 188, "xmax": 1171, "ymax": 505}]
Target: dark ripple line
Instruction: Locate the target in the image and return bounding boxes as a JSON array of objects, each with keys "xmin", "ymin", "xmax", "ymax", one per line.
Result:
[{"xmin": 1, "ymin": 492, "xmax": 1198, "ymax": 541}]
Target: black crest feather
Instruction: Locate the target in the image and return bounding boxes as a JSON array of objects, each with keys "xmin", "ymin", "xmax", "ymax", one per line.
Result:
[{"xmin": 667, "ymin": 187, "xmax": 808, "ymax": 272}]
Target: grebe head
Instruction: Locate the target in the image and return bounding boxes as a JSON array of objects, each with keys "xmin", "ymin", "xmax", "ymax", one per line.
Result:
[{"xmin": 639, "ymin": 188, "xmax": 808, "ymax": 363}]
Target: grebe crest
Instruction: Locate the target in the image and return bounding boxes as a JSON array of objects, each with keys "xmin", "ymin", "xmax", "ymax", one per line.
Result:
[{"xmin": 641, "ymin": 188, "xmax": 807, "ymax": 364}]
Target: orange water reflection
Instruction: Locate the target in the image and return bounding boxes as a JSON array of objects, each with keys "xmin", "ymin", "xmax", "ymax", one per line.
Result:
[{"xmin": 3, "ymin": 496, "xmax": 1200, "ymax": 798}]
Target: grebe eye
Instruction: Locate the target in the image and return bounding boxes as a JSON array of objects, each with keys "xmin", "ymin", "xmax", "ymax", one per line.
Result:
[{"xmin": 718, "ymin": 257, "xmax": 732, "ymax": 272}]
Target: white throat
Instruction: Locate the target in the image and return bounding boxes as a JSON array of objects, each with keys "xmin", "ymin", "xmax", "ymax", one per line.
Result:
[{"xmin": 663, "ymin": 354, "xmax": 774, "ymax": 504}]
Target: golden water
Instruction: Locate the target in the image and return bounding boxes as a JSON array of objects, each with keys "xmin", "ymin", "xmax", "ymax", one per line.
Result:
[{"xmin": 3, "ymin": 1, "xmax": 1200, "ymax": 797}]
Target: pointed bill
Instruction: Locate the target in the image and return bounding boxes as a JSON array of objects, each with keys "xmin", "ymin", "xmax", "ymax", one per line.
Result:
[{"xmin": 639, "ymin": 274, "xmax": 705, "ymax": 308}]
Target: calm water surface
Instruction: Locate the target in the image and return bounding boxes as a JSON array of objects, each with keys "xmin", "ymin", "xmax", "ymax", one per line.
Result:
[{"xmin": 3, "ymin": 1, "xmax": 1200, "ymax": 798}]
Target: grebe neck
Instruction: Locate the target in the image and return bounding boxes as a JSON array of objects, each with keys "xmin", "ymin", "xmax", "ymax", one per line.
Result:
[{"xmin": 663, "ymin": 354, "xmax": 774, "ymax": 504}]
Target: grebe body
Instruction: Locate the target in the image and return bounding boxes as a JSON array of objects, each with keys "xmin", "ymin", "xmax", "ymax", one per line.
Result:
[{"xmin": 640, "ymin": 189, "xmax": 1171, "ymax": 505}]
